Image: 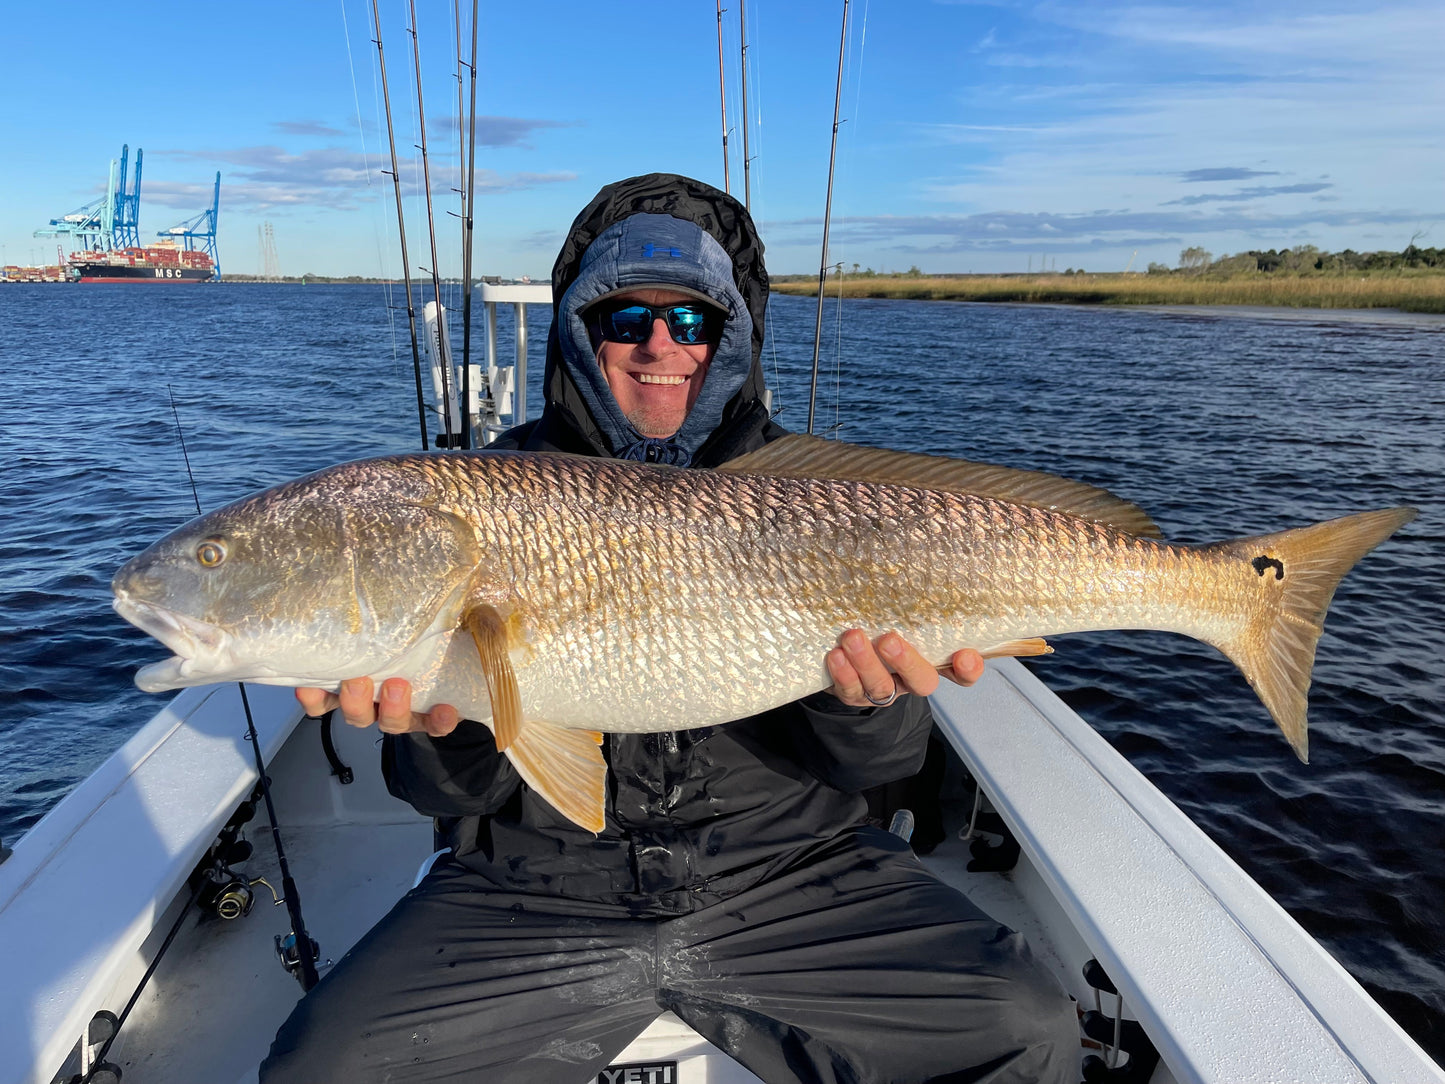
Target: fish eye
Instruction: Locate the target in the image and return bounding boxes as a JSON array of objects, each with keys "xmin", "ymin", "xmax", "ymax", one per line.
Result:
[{"xmin": 196, "ymin": 539, "xmax": 227, "ymax": 567}]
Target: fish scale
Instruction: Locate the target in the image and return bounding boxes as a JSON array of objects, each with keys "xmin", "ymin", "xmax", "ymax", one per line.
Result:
[{"xmin": 413, "ymin": 459, "xmax": 1260, "ymax": 728}]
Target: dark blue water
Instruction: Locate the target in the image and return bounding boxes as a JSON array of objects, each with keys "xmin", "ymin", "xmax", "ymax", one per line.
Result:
[{"xmin": 2, "ymin": 285, "xmax": 1442, "ymax": 1059}]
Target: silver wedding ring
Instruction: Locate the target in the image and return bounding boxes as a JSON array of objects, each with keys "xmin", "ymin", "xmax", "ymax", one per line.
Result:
[{"xmin": 864, "ymin": 682, "xmax": 899, "ymax": 708}]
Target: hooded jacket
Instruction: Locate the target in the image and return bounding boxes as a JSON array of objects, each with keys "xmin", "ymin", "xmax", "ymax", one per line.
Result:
[
  {"xmin": 500, "ymin": 172, "xmax": 777, "ymax": 468},
  {"xmin": 383, "ymin": 174, "xmax": 935, "ymax": 916},
  {"xmin": 555, "ymin": 212, "xmax": 752, "ymax": 465}
]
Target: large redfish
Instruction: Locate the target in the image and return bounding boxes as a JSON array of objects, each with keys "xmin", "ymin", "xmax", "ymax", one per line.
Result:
[{"xmin": 112, "ymin": 436, "xmax": 1414, "ymax": 832}]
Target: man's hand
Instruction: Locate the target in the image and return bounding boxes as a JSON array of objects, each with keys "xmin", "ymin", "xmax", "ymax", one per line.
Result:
[
  {"xmin": 295, "ymin": 678, "xmax": 461, "ymax": 737},
  {"xmin": 825, "ymin": 629, "xmax": 985, "ymax": 709}
]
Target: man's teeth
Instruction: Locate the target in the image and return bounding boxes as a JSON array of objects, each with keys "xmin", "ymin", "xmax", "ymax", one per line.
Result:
[{"xmin": 637, "ymin": 373, "xmax": 686, "ymax": 386}]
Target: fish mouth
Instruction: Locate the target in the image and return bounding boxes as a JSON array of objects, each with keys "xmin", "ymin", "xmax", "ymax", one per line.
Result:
[{"xmin": 112, "ymin": 593, "xmax": 235, "ymax": 691}]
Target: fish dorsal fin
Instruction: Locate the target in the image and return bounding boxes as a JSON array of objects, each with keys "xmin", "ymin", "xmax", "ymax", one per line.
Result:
[
  {"xmin": 716, "ymin": 433, "xmax": 1163, "ymax": 539},
  {"xmin": 464, "ymin": 604, "xmax": 524, "ymax": 751}
]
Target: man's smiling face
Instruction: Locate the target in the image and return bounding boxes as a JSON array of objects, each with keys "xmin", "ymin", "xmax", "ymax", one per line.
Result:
[{"xmin": 594, "ymin": 288, "xmax": 718, "ymax": 439}]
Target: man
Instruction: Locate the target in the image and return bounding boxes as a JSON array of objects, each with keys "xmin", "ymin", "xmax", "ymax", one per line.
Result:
[{"xmin": 264, "ymin": 174, "xmax": 1078, "ymax": 1083}]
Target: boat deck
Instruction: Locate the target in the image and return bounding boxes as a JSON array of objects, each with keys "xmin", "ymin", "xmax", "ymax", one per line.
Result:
[
  {"xmin": 112, "ymin": 820, "xmax": 430, "ymax": 1083},
  {"xmin": 98, "ymin": 752, "xmax": 1093, "ymax": 1084}
]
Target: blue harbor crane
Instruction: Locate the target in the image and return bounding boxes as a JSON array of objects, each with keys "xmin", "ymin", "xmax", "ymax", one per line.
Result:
[
  {"xmin": 156, "ymin": 172, "xmax": 222, "ymax": 279},
  {"xmin": 112, "ymin": 145, "xmax": 143, "ymax": 248},
  {"xmin": 35, "ymin": 144, "xmax": 143, "ymax": 253}
]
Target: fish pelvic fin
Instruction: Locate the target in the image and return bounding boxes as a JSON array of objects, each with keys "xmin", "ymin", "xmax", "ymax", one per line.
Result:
[
  {"xmin": 1216, "ymin": 506, "xmax": 1416, "ymax": 763},
  {"xmin": 462, "ymin": 602, "xmax": 606, "ymax": 832},
  {"xmin": 503, "ymin": 724, "xmax": 607, "ymax": 834},
  {"xmin": 464, "ymin": 604, "xmax": 523, "ymax": 752}
]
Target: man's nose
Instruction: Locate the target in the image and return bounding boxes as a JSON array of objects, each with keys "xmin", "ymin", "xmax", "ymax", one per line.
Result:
[{"xmin": 642, "ymin": 317, "xmax": 675, "ymax": 353}]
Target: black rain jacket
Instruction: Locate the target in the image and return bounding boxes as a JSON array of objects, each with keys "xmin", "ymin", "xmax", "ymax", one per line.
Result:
[{"xmin": 382, "ymin": 174, "xmax": 935, "ymax": 917}]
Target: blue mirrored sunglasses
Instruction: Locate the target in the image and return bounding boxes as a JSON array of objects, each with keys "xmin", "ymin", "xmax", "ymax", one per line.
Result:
[{"xmin": 592, "ymin": 301, "xmax": 722, "ymax": 346}]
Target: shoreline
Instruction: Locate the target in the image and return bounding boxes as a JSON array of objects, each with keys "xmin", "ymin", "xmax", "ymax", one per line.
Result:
[
  {"xmin": 769, "ymin": 272, "xmax": 1445, "ymax": 315},
  {"xmin": 771, "ymin": 294, "xmax": 1445, "ymax": 328}
]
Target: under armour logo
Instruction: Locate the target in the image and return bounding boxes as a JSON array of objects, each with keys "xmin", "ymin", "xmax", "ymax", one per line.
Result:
[{"xmin": 641, "ymin": 243, "xmax": 683, "ymax": 258}]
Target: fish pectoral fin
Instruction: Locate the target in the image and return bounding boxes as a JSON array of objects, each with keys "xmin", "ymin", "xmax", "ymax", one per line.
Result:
[
  {"xmin": 976, "ymin": 637, "xmax": 1053, "ymax": 659},
  {"xmin": 502, "ymin": 723, "xmax": 607, "ymax": 834},
  {"xmin": 716, "ymin": 432, "xmax": 1163, "ymax": 539},
  {"xmin": 463, "ymin": 604, "xmax": 523, "ymax": 752}
]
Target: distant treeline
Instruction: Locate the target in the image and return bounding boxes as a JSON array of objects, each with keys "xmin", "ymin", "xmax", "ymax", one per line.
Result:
[
  {"xmin": 1155, "ymin": 244, "xmax": 1444, "ymax": 275},
  {"xmin": 225, "ymin": 274, "xmax": 407, "ymax": 284},
  {"xmin": 769, "ymin": 244, "xmax": 1445, "ymax": 283}
]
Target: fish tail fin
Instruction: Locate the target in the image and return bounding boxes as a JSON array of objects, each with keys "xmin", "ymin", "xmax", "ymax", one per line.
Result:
[{"xmin": 1214, "ymin": 506, "xmax": 1415, "ymax": 763}]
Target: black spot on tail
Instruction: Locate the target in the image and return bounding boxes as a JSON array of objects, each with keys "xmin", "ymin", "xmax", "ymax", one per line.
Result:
[{"xmin": 1252, "ymin": 555, "xmax": 1286, "ymax": 580}]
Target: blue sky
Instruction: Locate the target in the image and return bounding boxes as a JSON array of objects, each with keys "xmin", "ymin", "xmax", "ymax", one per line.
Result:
[{"xmin": 2, "ymin": 1, "xmax": 1439, "ymax": 277}]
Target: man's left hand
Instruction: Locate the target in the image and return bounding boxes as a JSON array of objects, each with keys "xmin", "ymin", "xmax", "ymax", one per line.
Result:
[{"xmin": 825, "ymin": 629, "xmax": 985, "ymax": 709}]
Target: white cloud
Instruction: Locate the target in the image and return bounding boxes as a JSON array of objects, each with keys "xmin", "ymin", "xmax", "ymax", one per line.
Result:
[
  {"xmin": 900, "ymin": 1, "xmax": 1443, "ymax": 236},
  {"xmin": 150, "ymin": 145, "xmax": 575, "ymax": 212},
  {"xmin": 1090, "ymin": 3, "xmax": 1444, "ymax": 66}
]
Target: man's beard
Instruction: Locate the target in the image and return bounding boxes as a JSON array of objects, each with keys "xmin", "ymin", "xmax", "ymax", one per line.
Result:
[{"xmin": 623, "ymin": 403, "xmax": 686, "ymax": 440}]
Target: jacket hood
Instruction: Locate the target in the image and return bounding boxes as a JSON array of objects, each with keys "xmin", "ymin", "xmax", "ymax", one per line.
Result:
[
  {"xmin": 558, "ymin": 214, "xmax": 751, "ymax": 463},
  {"xmin": 540, "ymin": 173, "xmax": 771, "ymax": 464}
]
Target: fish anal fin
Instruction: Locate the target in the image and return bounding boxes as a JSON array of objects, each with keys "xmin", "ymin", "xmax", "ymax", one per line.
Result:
[
  {"xmin": 977, "ymin": 637, "xmax": 1053, "ymax": 660},
  {"xmin": 503, "ymin": 724, "xmax": 607, "ymax": 834},
  {"xmin": 464, "ymin": 604, "xmax": 523, "ymax": 752},
  {"xmin": 715, "ymin": 433, "xmax": 1162, "ymax": 539}
]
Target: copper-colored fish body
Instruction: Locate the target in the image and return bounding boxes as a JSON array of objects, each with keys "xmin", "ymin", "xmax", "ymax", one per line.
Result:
[{"xmin": 112, "ymin": 436, "xmax": 1415, "ymax": 831}]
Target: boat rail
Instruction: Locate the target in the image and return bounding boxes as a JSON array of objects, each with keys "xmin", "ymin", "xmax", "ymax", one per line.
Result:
[
  {"xmin": 929, "ymin": 659, "xmax": 1444, "ymax": 1084},
  {"xmin": 476, "ymin": 280, "xmax": 552, "ymax": 444},
  {"xmin": 415, "ymin": 281, "xmax": 553, "ymax": 449}
]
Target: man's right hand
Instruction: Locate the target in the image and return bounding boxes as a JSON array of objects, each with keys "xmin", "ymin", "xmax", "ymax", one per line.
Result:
[{"xmin": 295, "ymin": 678, "xmax": 461, "ymax": 737}]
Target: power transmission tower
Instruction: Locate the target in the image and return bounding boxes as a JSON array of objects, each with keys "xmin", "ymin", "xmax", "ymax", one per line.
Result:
[{"xmin": 259, "ymin": 222, "xmax": 281, "ymax": 280}]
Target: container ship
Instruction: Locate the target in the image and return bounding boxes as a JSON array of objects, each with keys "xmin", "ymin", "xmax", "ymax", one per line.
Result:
[{"xmin": 70, "ymin": 241, "xmax": 215, "ymax": 283}]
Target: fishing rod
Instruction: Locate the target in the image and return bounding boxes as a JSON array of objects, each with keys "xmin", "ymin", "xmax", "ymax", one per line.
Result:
[
  {"xmin": 717, "ymin": 0, "xmax": 730, "ymax": 193},
  {"xmin": 458, "ymin": 0, "xmax": 479, "ymax": 449},
  {"xmin": 167, "ymin": 388, "xmax": 319, "ymax": 992},
  {"xmin": 455, "ymin": 0, "xmax": 466, "ymax": 228},
  {"xmin": 808, "ymin": 0, "xmax": 849, "ymax": 436},
  {"xmin": 406, "ymin": 0, "xmax": 457, "ymax": 449},
  {"xmin": 74, "ymin": 397, "xmax": 309, "ymax": 1079},
  {"xmin": 370, "ymin": 0, "xmax": 430, "ymax": 453},
  {"xmin": 739, "ymin": 0, "xmax": 752, "ymax": 211}
]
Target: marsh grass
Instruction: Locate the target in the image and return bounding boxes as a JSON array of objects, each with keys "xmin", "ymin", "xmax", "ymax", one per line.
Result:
[{"xmin": 770, "ymin": 271, "xmax": 1445, "ymax": 314}]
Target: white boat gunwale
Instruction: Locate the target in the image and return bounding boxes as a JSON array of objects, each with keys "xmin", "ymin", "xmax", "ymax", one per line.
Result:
[
  {"xmin": 0, "ymin": 684, "xmax": 303, "ymax": 1084},
  {"xmin": 930, "ymin": 659, "xmax": 1444, "ymax": 1084}
]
